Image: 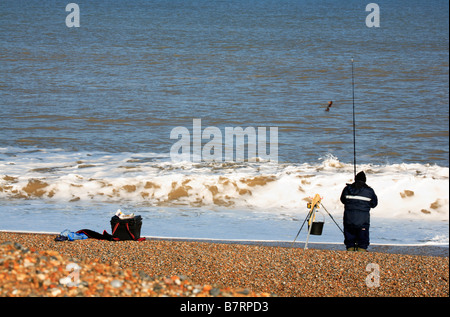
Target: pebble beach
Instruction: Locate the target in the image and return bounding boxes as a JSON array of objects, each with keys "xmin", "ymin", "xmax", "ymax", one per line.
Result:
[{"xmin": 0, "ymin": 231, "xmax": 448, "ymax": 297}]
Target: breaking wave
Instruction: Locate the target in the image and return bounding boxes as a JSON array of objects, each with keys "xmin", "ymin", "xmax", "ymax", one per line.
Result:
[{"xmin": 0, "ymin": 147, "xmax": 448, "ymax": 221}]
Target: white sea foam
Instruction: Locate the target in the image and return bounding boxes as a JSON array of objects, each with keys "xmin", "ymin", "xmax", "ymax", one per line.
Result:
[{"xmin": 1, "ymin": 147, "xmax": 448, "ymax": 221}]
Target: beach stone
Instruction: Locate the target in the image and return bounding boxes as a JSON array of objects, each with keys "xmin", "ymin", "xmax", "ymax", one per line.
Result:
[
  {"xmin": 51, "ymin": 288, "xmax": 62, "ymax": 296},
  {"xmin": 110, "ymin": 279, "xmax": 123, "ymax": 288},
  {"xmin": 138, "ymin": 270, "xmax": 151, "ymax": 280},
  {"xmin": 153, "ymin": 283, "xmax": 163, "ymax": 292},
  {"xmin": 238, "ymin": 288, "xmax": 250, "ymax": 295},
  {"xmin": 210, "ymin": 287, "xmax": 221, "ymax": 296}
]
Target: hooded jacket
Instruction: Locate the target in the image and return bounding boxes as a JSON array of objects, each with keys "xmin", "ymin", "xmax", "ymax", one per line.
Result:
[{"xmin": 340, "ymin": 180, "xmax": 378, "ymax": 228}]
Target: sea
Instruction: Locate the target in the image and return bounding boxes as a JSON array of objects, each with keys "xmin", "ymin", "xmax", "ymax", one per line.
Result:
[{"xmin": 0, "ymin": 0, "xmax": 448, "ymax": 248}]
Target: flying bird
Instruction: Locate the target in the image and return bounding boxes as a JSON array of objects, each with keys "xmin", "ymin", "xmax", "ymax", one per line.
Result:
[{"xmin": 325, "ymin": 101, "xmax": 333, "ymax": 111}]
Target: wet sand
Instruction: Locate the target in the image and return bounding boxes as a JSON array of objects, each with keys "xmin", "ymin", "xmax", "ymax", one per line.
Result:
[{"xmin": 148, "ymin": 236, "xmax": 449, "ymax": 257}]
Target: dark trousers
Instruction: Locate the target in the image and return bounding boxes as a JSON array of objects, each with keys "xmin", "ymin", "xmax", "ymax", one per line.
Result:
[{"xmin": 344, "ymin": 225, "xmax": 370, "ymax": 249}]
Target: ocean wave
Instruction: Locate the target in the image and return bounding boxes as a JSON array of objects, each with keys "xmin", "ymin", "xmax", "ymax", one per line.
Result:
[
  {"xmin": 0, "ymin": 147, "xmax": 448, "ymax": 221},
  {"xmin": 423, "ymin": 235, "xmax": 450, "ymax": 246}
]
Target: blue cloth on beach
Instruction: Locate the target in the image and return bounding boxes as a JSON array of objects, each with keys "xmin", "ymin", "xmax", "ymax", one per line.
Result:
[{"xmin": 59, "ymin": 229, "xmax": 88, "ymax": 241}]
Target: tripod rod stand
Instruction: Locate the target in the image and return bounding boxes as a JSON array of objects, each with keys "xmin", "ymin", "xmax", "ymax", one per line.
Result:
[
  {"xmin": 291, "ymin": 194, "xmax": 344, "ymax": 249},
  {"xmin": 290, "ymin": 205, "xmax": 315, "ymax": 249}
]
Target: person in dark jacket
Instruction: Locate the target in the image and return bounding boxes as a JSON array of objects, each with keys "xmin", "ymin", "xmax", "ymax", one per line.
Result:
[{"xmin": 340, "ymin": 171, "xmax": 378, "ymax": 251}]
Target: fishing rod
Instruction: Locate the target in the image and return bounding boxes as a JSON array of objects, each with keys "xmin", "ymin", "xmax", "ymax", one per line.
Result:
[{"xmin": 351, "ymin": 58, "xmax": 357, "ymax": 179}]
